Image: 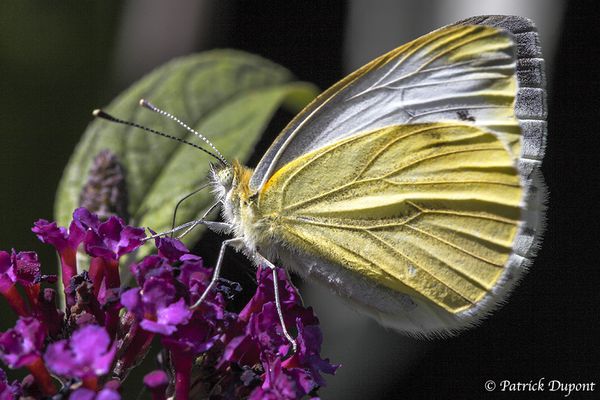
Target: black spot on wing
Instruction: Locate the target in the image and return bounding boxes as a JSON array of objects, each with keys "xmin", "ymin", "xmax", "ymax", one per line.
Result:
[{"xmin": 457, "ymin": 110, "xmax": 476, "ymax": 122}]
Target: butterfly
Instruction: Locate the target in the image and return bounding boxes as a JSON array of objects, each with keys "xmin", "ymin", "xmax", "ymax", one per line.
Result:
[{"xmin": 96, "ymin": 15, "xmax": 547, "ymax": 343}]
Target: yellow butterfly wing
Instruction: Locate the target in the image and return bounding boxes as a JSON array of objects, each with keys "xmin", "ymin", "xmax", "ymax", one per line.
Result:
[
  {"xmin": 257, "ymin": 123, "xmax": 521, "ymax": 314},
  {"xmin": 248, "ymin": 16, "xmax": 546, "ymax": 334}
]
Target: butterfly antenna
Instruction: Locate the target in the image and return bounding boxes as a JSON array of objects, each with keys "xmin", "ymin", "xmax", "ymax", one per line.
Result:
[
  {"xmin": 92, "ymin": 109, "xmax": 225, "ymax": 165},
  {"xmin": 139, "ymin": 99, "xmax": 229, "ymax": 167}
]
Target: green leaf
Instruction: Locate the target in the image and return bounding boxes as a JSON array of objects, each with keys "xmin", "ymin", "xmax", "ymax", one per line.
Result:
[{"xmin": 55, "ymin": 50, "xmax": 318, "ymax": 262}]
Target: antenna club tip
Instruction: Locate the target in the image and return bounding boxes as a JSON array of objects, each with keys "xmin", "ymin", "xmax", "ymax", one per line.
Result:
[
  {"xmin": 139, "ymin": 99, "xmax": 154, "ymax": 110},
  {"xmin": 93, "ymin": 109, "xmax": 114, "ymax": 121}
]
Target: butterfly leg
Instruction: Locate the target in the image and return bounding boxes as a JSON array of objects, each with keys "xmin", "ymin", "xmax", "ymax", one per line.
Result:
[
  {"xmin": 176, "ymin": 201, "xmax": 222, "ymax": 239},
  {"xmin": 144, "ymin": 220, "xmax": 201, "ymax": 240},
  {"xmin": 190, "ymin": 237, "xmax": 243, "ymax": 309},
  {"xmin": 170, "ymin": 183, "xmax": 211, "ymax": 236},
  {"xmin": 254, "ymin": 253, "xmax": 298, "ymax": 353},
  {"xmin": 144, "ymin": 220, "xmax": 231, "ymax": 241}
]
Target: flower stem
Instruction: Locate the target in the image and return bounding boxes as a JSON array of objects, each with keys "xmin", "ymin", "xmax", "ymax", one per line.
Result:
[
  {"xmin": 105, "ymin": 303, "xmax": 121, "ymax": 339},
  {"xmin": 104, "ymin": 258, "xmax": 120, "ymax": 289},
  {"xmin": 89, "ymin": 257, "xmax": 105, "ymax": 296},
  {"xmin": 82, "ymin": 376, "xmax": 98, "ymax": 391},
  {"xmin": 59, "ymin": 247, "xmax": 77, "ymax": 289},
  {"xmin": 26, "ymin": 356, "xmax": 56, "ymax": 396},
  {"xmin": 172, "ymin": 352, "xmax": 193, "ymax": 400},
  {"xmin": 59, "ymin": 247, "xmax": 78, "ymax": 308},
  {"xmin": 24, "ymin": 285, "xmax": 41, "ymax": 311},
  {"xmin": 114, "ymin": 321, "xmax": 155, "ymax": 379},
  {"xmin": 1, "ymin": 285, "xmax": 30, "ymax": 316}
]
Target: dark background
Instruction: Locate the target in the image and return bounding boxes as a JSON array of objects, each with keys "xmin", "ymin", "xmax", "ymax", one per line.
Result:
[{"xmin": 1, "ymin": 1, "xmax": 599, "ymax": 399}]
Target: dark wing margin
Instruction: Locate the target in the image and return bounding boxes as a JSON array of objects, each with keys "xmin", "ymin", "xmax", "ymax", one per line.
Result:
[
  {"xmin": 456, "ymin": 15, "xmax": 547, "ymax": 262},
  {"xmin": 456, "ymin": 15, "xmax": 547, "ymax": 155}
]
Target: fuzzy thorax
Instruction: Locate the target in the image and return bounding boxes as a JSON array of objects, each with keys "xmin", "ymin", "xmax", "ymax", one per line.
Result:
[{"xmin": 210, "ymin": 161, "xmax": 270, "ymax": 253}]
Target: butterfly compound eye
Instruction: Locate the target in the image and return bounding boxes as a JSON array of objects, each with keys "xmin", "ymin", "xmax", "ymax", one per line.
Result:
[{"xmin": 216, "ymin": 167, "xmax": 234, "ymax": 188}]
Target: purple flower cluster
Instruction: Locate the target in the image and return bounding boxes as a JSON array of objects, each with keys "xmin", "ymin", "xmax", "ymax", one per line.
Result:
[
  {"xmin": 0, "ymin": 368, "xmax": 20, "ymax": 400},
  {"xmin": 220, "ymin": 268, "xmax": 339, "ymax": 399},
  {"xmin": 0, "ymin": 208, "xmax": 338, "ymax": 399}
]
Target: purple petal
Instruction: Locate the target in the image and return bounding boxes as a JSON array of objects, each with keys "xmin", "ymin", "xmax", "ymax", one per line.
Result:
[
  {"xmin": 0, "ymin": 318, "xmax": 45, "ymax": 368},
  {"xmin": 221, "ymin": 335, "xmax": 260, "ymax": 367},
  {"xmin": 32, "ymin": 220, "xmax": 69, "ymax": 251},
  {"xmin": 250, "ymin": 357, "xmax": 299, "ymax": 400},
  {"xmin": 66, "ymin": 219, "xmax": 87, "ymax": 248},
  {"xmin": 0, "ymin": 252, "xmax": 11, "ymax": 275},
  {"xmin": 120, "ymin": 288, "xmax": 141, "ymax": 313},
  {"xmin": 73, "ymin": 208, "xmax": 100, "ymax": 230},
  {"xmin": 71, "ymin": 324, "xmax": 111, "ymax": 355},
  {"xmin": 286, "ymin": 368, "xmax": 317, "ymax": 395},
  {"xmin": 143, "ymin": 370, "xmax": 169, "ymax": 389},
  {"xmin": 33, "ymin": 213, "xmax": 86, "ymax": 252},
  {"xmin": 162, "ymin": 315, "xmax": 220, "ymax": 354},
  {"xmin": 0, "ymin": 367, "xmax": 21, "ymax": 400},
  {"xmin": 239, "ymin": 267, "xmax": 302, "ymax": 322},
  {"xmin": 140, "ymin": 320, "xmax": 177, "ymax": 336},
  {"xmin": 82, "ymin": 214, "xmax": 145, "ymax": 260},
  {"xmin": 73, "ymin": 326, "xmax": 115, "ymax": 376},
  {"xmin": 96, "ymin": 388, "xmax": 121, "ymax": 400},
  {"xmin": 44, "ymin": 325, "xmax": 115, "ymax": 379},
  {"xmin": 155, "ymin": 237, "xmax": 189, "ymax": 262},
  {"xmin": 141, "ymin": 278, "xmax": 176, "ymax": 308},
  {"xmin": 177, "ymin": 256, "xmax": 210, "ymax": 296},
  {"xmin": 69, "ymin": 388, "xmax": 96, "ymax": 400},
  {"xmin": 11, "ymin": 250, "xmax": 40, "ymax": 286},
  {"xmin": 43, "ymin": 340, "xmax": 71, "ymax": 375},
  {"xmin": 281, "ymin": 320, "xmax": 339, "ymax": 388},
  {"xmin": 156, "ymin": 298, "xmax": 192, "ymax": 327},
  {"xmin": 0, "ymin": 251, "xmax": 16, "ymax": 292},
  {"xmin": 70, "ymin": 387, "xmax": 121, "ymax": 400},
  {"xmin": 129, "ymin": 255, "xmax": 172, "ymax": 286}
]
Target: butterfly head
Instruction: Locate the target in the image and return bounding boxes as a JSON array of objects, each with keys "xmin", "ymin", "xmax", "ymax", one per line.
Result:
[
  {"xmin": 212, "ymin": 164, "xmax": 233, "ymax": 190},
  {"xmin": 210, "ymin": 161, "xmax": 260, "ymax": 245},
  {"xmin": 210, "ymin": 161, "xmax": 250, "ymax": 193}
]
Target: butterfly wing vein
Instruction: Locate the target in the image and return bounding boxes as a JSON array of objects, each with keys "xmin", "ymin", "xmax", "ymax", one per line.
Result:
[
  {"xmin": 258, "ymin": 123, "xmax": 522, "ymax": 314},
  {"xmin": 250, "ymin": 24, "xmax": 520, "ymax": 192}
]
